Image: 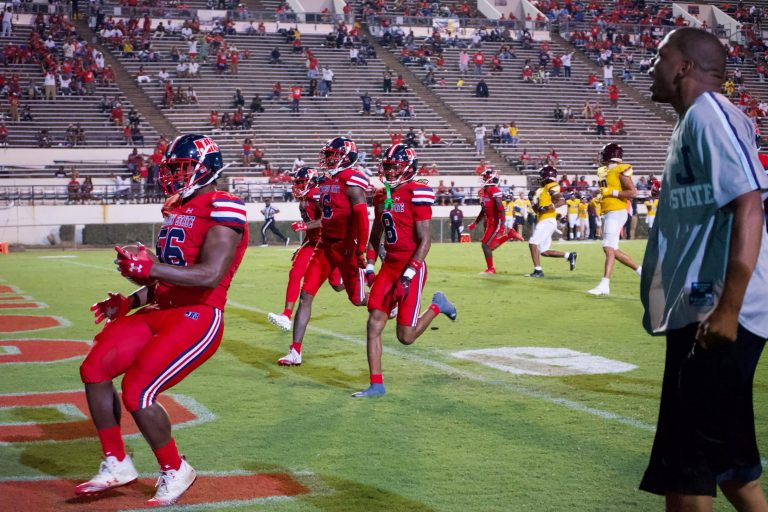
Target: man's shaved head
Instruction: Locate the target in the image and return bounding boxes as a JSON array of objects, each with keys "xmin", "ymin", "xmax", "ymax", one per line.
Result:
[{"xmin": 666, "ymin": 27, "xmax": 726, "ymax": 82}]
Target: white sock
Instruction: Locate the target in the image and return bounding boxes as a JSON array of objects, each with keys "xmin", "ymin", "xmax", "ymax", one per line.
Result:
[
  {"xmin": 564, "ymin": 252, "xmax": 571, "ymax": 259},
  {"xmin": 535, "ymin": 266, "xmax": 542, "ymax": 271},
  {"xmin": 600, "ymin": 278, "xmax": 610, "ymax": 288},
  {"xmin": 635, "ymin": 266, "xmax": 642, "ymax": 276}
]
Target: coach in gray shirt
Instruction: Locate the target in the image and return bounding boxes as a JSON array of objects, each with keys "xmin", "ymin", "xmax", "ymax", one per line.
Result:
[{"xmin": 639, "ymin": 28, "xmax": 768, "ymax": 509}]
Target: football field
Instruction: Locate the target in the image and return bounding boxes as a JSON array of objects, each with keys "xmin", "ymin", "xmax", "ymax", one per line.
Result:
[{"xmin": 1, "ymin": 240, "xmax": 767, "ymax": 511}]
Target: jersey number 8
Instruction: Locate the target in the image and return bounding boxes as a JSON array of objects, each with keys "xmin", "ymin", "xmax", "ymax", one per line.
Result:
[{"xmin": 381, "ymin": 211, "xmax": 398, "ymax": 244}]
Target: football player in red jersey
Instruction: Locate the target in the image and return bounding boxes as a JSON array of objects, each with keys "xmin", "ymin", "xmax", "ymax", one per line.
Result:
[
  {"xmin": 467, "ymin": 168, "xmax": 524, "ymax": 274},
  {"xmin": 267, "ymin": 167, "xmax": 344, "ymax": 331},
  {"xmin": 277, "ymin": 137, "xmax": 371, "ymax": 366},
  {"xmin": 77, "ymin": 134, "xmax": 249, "ymax": 507},
  {"xmin": 353, "ymin": 144, "xmax": 457, "ymax": 397}
]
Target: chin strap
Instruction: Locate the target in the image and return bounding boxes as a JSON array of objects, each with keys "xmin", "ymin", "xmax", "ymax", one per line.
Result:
[
  {"xmin": 384, "ymin": 182, "xmax": 394, "ymax": 210},
  {"xmin": 181, "ymin": 162, "xmax": 232, "ymax": 198}
]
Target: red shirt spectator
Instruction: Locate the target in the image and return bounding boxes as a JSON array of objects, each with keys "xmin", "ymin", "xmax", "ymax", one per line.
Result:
[
  {"xmin": 475, "ymin": 161, "xmax": 487, "ymax": 175},
  {"xmin": 595, "ymin": 112, "xmax": 605, "ymax": 126},
  {"xmin": 472, "ymin": 51, "xmax": 485, "ymax": 66},
  {"xmin": 290, "ymin": 85, "xmax": 302, "ymax": 100},
  {"xmin": 389, "ymin": 132, "xmax": 402, "ymax": 145}
]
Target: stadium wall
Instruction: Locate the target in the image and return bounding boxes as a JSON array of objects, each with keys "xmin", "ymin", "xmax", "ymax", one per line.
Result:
[{"xmin": 0, "ymin": 203, "xmax": 483, "ymax": 245}]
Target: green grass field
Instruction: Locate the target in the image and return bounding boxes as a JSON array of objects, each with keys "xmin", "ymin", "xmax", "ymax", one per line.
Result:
[{"xmin": 1, "ymin": 240, "xmax": 767, "ymax": 511}]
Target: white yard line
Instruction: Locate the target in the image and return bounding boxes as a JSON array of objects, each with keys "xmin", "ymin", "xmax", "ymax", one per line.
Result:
[{"xmin": 228, "ymin": 301, "xmax": 655, "ymax": 432}]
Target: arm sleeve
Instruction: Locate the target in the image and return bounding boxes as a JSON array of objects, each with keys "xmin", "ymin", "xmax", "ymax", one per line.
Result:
[
  {"xmin": 211, "ymin": 196, "xmax": 248, "ymax": 228},
  {"xmin": 352, "ymin": 202, "xmax": 370, "ymax": 253},
  {"xmin": 693, "ymin": 94, "xmax": 768, "ymax": 208}
]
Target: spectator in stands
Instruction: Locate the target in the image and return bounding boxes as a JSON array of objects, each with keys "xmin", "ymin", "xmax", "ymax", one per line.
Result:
[
  {"xmin": 395, "ymin": 74, "xmax": 407, "ymax": 93},
  {"xmin": 475, "ymin": 78, "xmax": 489, "ymax": 98},
  {"xmin": 232, "ymin": 88, "xmax": 245, "ymax": 108},
  {"xmin": 522, "ymin": 65, "xmax": 533, "ymax": 82},
  {"xmin": 1, "ymin": 7, "xmax": 11, "ymax": 38},
  {"xmin": 594, "ymin": 109, "xmax": 606, "ymax": 136},
  {"xmin": 76, "ymin": 123, "xmax": 86, "ymax": 145},
  {"xmin": 639, "ymin": 56, "xmax": 651, "ymax": 73},
  {"xmin": 322, "ymin": 66, "xmax": 334, "ymax": 93},
  {"xmin": 603, "ymin": 63, "xmax": 614, "ymax": 87},
  {"xmin": 382, "ymin": 68, "xmax": 392, "ymax": 93},
  {"xmin": 271, "ymin": 81, "xmax": 282, "ymax": 100},
  {"xmin": 608, "ymin": 84, "xmax": 619, "ymax": 107},
  {"xmin": 131, "ymin": 125, "xmax": 144, "ymax": 145},
  {"xmin": 610, "ymin": 117, "xmax": 627, "ymax": 136},
  {"xmin": 67, "ymin": 172, "xmax": 81, "ymax": 203},
  {"xmin": 37, "ymin": 128, "xmax": 51, "ymax": 147},
  {"xmin": 0, "ymin": 122, "xmax": 7, "ymax": 147},
  {"xmin": 427, "ymin": 132, "xmax": 442, "ymax": 147},
  {"xmin": 436, "ymin": 180, "xmax": 450, "ymax": 205},
  {"xmin": 242, "ymin": 138, "xmax": 253, "ymax": 166},
  {"xmin": 554, "ymin": 104, "xmax": 564, "ymax": 122},
  {"xmin": 475, "ymin": 123, "xmax": 486, "ymax": 157},
  {"xmin": 43, "ymin": 70, "xmax": 56, "ymax": 101},
  {"xmin": 405, "ymin": 127, "xmax": 417, "ymax": 148},
  {"xmin": 81, "ymin": 176, "xmax": 94, "ymax": 203},
  {"xmin": 508, "ymin": 121, "xmax": 520, "ymax": 146},
  {"xmin": 20, "ymin": 103, "xmax": 32, "ymax": 121},
  {"xmin": 250, "ymin": 94, "xmax": 264, "ymax": 113},
  {"xmin": 360, "ymin": 91, "xmax": 372, "ymax": 115},
  {"xmin": 65, "ymin": 124, "xmax": 77, "ymax": 147},
  {"xmin": 472, "ymin": 50, "xmax": 485, "ymax": 75},
  {"xmin": 290, "ymin": 83, "xmax": 302, "ymax": 113}
]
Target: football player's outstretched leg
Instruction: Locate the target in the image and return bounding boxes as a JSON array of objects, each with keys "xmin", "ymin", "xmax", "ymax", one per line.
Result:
[
  {"xmin": 587, "ymin": 144, "xmax": 642, "ymax": 296},
  {"xmin": 527, "ymin": 166, "xmax": 577, "ymax": 277},
  {"xmin": 353, "ymin": 144, "xmax": 456, "ymax": 398},
  {"xmin": 467, "ymin": 168, "xmax": 522, "ymax": 274},
  {"xmin": 77, "ymin": 134, "xmax": 249, "ymax": 507},
  {"xmin": 279, "ymin": 137, "xmax": 371, "ymax": 365},
  {"xmin": 268, "ymin": 167, "xmax": 344, "ymax": 332}
]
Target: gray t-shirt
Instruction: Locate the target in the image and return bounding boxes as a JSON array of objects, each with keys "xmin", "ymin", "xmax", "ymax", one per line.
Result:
[{"xmin": 641, "ymin": 91, "xmax": 768, "ymax": 338}]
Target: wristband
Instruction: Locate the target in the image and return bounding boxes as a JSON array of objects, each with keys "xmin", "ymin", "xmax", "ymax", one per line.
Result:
[
  {"xmin": 404, "ymin": 259, "xmax": 422, "ymax": 279},
  {"xmin": 612, "ymin": 190, "xmax": 619, "ymax": 197},
  {"xmin": 366, "ymin": 263, "xmax": 375, "ymax": 273},
  {"xmin": 403, "ymin": 267, "xmax": 416, "ymax": 280}
]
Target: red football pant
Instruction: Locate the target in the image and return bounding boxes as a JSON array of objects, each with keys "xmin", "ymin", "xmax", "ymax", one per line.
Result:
[
  {"xmin": 481, "ymin": 222, "xmax": 500, "ymax": 245},
  {"xmin": 80, "ymin": 305, "xmax": 223, "ymax": 412},
  {"xmin": 368, "ymin": 259, "xmax": 428, "ymax": 327},
  {"xmin": 286, "ymin": 242, "xmax": 343, "ymax": 305},
  {"xmin": 301, "ymin": 239, "xmax": 365, "ymax": 305}
]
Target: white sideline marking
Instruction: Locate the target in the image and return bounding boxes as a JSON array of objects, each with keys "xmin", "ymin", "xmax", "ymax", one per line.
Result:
[
  {"xmin": 451, "ymin": 347, "xmax": 638, "ymax": 376},
  {"xmin": 60, "ymin": 261, "xmax": 115, "ymax": 272},
  {"xmin": 37, "ymin": 255, "xmax": 78, "ymax": 259},
  {"xmin": 228, "ymin": 301, "xmax": 655, "ymax": 432},
  {"xmin": 0, "ymin": 345, "xmax": 22, "ymax": 355},
  {"xmin": 121, "ymin": 495, "xmax": 296, "ymax": 512},
  {"xmin": 0, "ymin": 468, "xmax": 310, "ymax": 482}
]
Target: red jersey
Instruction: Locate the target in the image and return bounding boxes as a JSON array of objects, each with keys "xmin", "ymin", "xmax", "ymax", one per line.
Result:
[
  {"xmin": 317, "ymin": 168, "xmax": 369, "ymax": 240},
  {"xmin": 155, "ymin": 190, "xmax": 249, "ymax": 310},
  {"xmin": 373, "ymin": 181, "xmax": 434, "ymax": 262},
  {"xmin": 481, "ymin": 185, "xmax": 503, "ymax": 224},
  {"xmin": 300, "ymin": 186, "xmax": 323, "ymax": 244}
]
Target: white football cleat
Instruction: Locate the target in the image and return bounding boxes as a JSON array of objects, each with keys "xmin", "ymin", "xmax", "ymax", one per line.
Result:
[
  {"xmin": 146, "ymin": 458, "xmax": 197, "ymax": 507},
  {"xmin": 267, "ymin": 312, "xmax": 292, "ymax": 331},
  {"xmin": 74, "ymin": 455, "xmax": 138, "ymax": 495},
  {"xmin": 587, "ymin": 285, "xmax": 610, "ymax": 296},
  {"xmin": 277, "ymin": 347, "xmax": 302, "ymax": 366}
]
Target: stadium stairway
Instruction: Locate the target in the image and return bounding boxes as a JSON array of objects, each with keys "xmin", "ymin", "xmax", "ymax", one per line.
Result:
[
  {"xmin": 73, "ymin": 18, "xmax": 180, "ymax": 141},
  {"xmin": 386, "ymin": 34, "xmax": 676, "ymax": 176},
  {"xmin": 366, "ymin": 27, "xmax": 517, "ymax": 176}
]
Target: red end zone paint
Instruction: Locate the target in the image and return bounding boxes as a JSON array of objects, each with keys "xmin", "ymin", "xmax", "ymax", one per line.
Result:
[
  {"xmin": 0, "ymin": 339, "xmax": 89, "ymax": 364},
  {"xmin": 0, "ymin": 285, "xmax": 21, "ymax": 294},
  {"xmin": 0, "ymin": 295, "xmax": 30, "ymax": 301},
  {"xmin": 0, "ymin": 315, "xmax": 65, "ymax": 333},
  {"xmin": 0, "ymin": 302, "xmax": 45, "ymax": 310},
  {"xmin": 5, "ymin": 473, "xmax": 310, "ymax": 511},
  {"xmin": 0, "ymin": 392, "xmax": 197, "ymax": 443}
]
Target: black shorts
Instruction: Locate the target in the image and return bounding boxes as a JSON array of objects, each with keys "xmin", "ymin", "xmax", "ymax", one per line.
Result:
[{"xmin": 639, "ymin": 323, "xmax": 766, "ymax": 496}]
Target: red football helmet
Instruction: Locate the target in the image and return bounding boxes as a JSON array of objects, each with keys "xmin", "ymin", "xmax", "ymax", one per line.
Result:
[
  {"xmin": 650, "ymin": 182, "xmax": 661, "ymax": 198},
  {"xmin": 600, "ymin": 143, "xmax": 624, "ymax": 165},
  {"xmin": 538, "ymin": 165, "xmax": 558, "ymax": 185},
  {"xmin": 319, "ymin": 136, "xmax": 358, "ymax": 175},
  {"xmin": 292, "ymin": 166, "xmax": 318, "ymax": 199},
  {"xmin": 481, "ymin": 168, "xmax": 499, "ymax": 185},
  {"xmin": 159, "ymin": 134, "xmax": 226, "ymax": 198},
  {"xmin": 379, "ymin": 143, "xmax": 418, "ymax": 188}
]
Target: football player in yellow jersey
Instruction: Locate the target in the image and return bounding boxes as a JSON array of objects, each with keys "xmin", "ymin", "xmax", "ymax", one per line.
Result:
[
  {"xmin": 589, "ymin": 193, "xmax": 602, "ymax": 239},
  {"xmin": 578, "ymin": 196, "xmax": 589, "ymax": 239},
  {"xmin": 565, "ymin": 195, "xmax": 581, "ymax": 239},
  {"xmin": 587, "ymin": 143, "xmax": 642, "ymax": 296},
  {"xmin": 503, "ymin": 195, "xmax": 517, "ymax": 232},
  {"xmin": 513, "ymin": 192, "xmax": 531, "ymax": 238},
  {"xmin": 526, "ymin": 166, "xmax": 577, "ymax": 277},
  {"xmin": 644, "ymin": 182, "xmax": 660, "ymax": 229}
]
